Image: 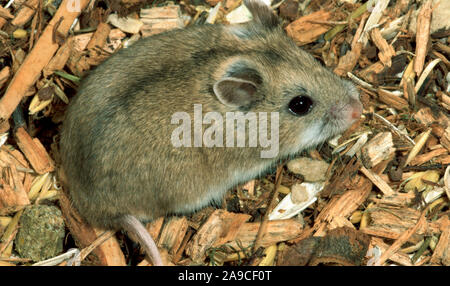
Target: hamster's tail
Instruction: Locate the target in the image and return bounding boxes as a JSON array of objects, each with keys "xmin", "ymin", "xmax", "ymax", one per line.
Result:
[{"xmin": 117, "ymin": 215, "xmax": 164, "ymax": 266}]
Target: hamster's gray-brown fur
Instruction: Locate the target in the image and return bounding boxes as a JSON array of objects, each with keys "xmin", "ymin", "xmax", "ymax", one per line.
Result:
[{"xmin": 60, "ymin": 0, "xmax": 362, "ymax": 265}]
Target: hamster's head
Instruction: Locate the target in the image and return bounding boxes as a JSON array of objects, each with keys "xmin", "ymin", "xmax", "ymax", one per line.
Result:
[{"xmin": 210, "ymin": 0, "xmax": 363, "ymax": 157}]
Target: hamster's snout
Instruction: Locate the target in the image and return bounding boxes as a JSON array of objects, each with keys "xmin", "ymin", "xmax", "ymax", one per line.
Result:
[
  {"xmin": 349, "ymin": 98, "xmax": 363, "ymax": 120},
  {"xmin": 330, "ymin": 97, "xmax": 363, "ymax": 125}
]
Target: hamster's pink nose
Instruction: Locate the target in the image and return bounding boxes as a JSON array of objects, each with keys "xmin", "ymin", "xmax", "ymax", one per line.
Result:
[
  {"xmin": 331, "ymin": 98, "xmax": 363, "ymax": 123},
  {"xmin": 350, "ymin": 99, "xmax": 363, "ymax": 120}
]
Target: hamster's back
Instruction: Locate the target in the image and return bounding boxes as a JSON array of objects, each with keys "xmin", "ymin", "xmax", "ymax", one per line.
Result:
[{"xmin": 60, "ymin": 24, "xmax": 228, "ymax": 227}]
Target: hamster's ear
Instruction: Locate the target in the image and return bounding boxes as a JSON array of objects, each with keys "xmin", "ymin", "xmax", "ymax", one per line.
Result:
[
  {"xmin": 214, "ymin": 59, "xmax": 263, "ymax": 108},
  {"xmin": 244, "ymin": 0, "xmax": 279, "ymax": 28},
  {"xmin": 213, "ymin": 77, "xmax": 258, "ymax": 108}
]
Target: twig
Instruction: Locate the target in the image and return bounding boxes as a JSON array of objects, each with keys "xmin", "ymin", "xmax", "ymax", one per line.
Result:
[
  {"xmin": 307, "ymin": 20, "xmax": 349, "ymax": 25},
  {"xmin": 372, "ymin": 112, "xmax": 416, "ymax": 146},
  {"xmin": 32, "ymin": 248, "xmax": 81, "ymax": 266},
  {"xmin": 347, "ymin": 72, "xmax": 376, "ymax": 92},
  {"xmin": 250, "ymin": 165, "xmax": 283, "ymax": 262},
  {"xmin": 0, "ymin": 257, "xmax": 32, "ymax": 263},
  {"xmin": 360, "ymin": 166, "xmax": 395, "ymax": 196},
  {"xmin": 0, "ymin": 228, "xmax": 18, "ymax": 256},
  {"xmin": 374, "ymin": 210, "xmax": 426, "ymax": 266},
  {"xmin": 403, "ymin": 164, "xmax": 446, "ymax": 171},
  {"xmin": 173, "ymin": 228, "xmax": 194, "ymax": 264},
  {"xmin": 78, "ymin": 230, "xmax": 116, "ymax": 261},
  {"xmin": 324, "ymin": 1, "xmax": 368, "ymax": 41},
  {"xmin": 28, "ymin": 1, "xmax": 39, "ymax": 51}
]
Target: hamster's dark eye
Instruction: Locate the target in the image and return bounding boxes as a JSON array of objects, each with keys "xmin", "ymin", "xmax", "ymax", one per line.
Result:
[{"xmin": 288, "ymin": 96, "xmax": 313, "ymax": 116}]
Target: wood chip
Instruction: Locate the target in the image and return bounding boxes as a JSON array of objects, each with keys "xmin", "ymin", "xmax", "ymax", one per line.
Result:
[
  {"xmin": 43, "ymin": 38, "xmax": 74, "ymax": 78},
  {"xmin": 158, "ymin": 216, "xmax": 189, "ymax": 255},
  {"xmin": 14, "ymin": 127, "xmax": 54, "ymax": 174},
  {"xmin": 369, "ymin": 237, "xmax": 413, "ymax": 266},
  {"xmin": 430, "ymin": 216, "xmax": 449, "ymax": 265},
  {"xmin": 107, "ymin": 14, "xmax": 143, "ymax": 34},
  {"xmin": 361, "ymin": 206, "xmax": 432, "ymax": 244},
  {"xmin": 334, "ymin": 43, "xmax": 362, "ymax": 77},
  {"xmin": 360, "ymin": 132, "xmax": 396, "ymax": 169},
  {"xmin": 377, "ymin": 88, "xmax": 409, "ymax": 111},
  {"xmin": 146, "ymin": 217, "xmax": 164, "ymax": 241},
  {"xmin": 185, "ymin": 210, "xmax": 251, "ymax": 262},
  {"xmin": 410, "ymin": 148, "xmax": 448, "ymax": 166},
  {"xmin": 416, "ymin": 108, "xmax": 450, "ymax": 129},
  {"xmin": 360, "ymin": 166, "xmax": 395, "ymax": 196},
  {"xmin": 436, "ymin": 155, "xmax": 450, "ymax": 165},
  {"xmin": 373, "ymin": 211, "xmax": 426, "ymax": 266},
  {"xmin": 403, "ymin": 77, "xmax": 416, "ymax": 106},
  {"xmin": 359, "ymin": 61, "xmax": 385, "ymax": 83},
  {"xmin": 86, "ymin": 22, "xmax": 112, "ymax": 52},
  {"xmin": 0, "ymin": 150, "xmax": 30, "ymax": 209},
  {"xmin": 370, "ymin": 192, "xmax": 416, "ymax": 207},
  {"xmin": 285, "ymin": 10, "xmax": 333, "ymax": 46},
  {"xmin": 11, "ymin": 0, "xmax": 39, "ymax": 27},
  {"xmin": 370, "ymin": 28, "xmax": 396, "ymax": 67},
  {"xmin": 0, "ymin": 6, "xmax": 13, "ymax": 20},
  {"xmin": 225, "ymin": 219, "xmax": 304, "ymax": 250},
  {"xmin": 0, "ymin": 67, "xmax": 10, "ymax": 89},
  {"xmin": 441, "ymin": 127, "xmax": 450, "ymax": 152},
  {"xmin": 300, "ymin": 175, "xmax": 372, "ymax": 240},
  {"xmin": 414, "ymin": 0, "xmax": 432, "ymax": 76}
]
